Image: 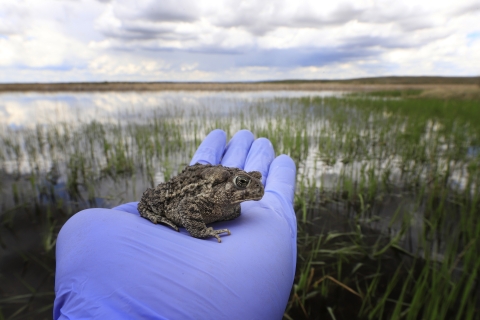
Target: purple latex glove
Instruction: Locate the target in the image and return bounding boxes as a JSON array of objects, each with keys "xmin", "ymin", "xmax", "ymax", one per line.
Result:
[{"xmin": 54, "ymin": 129, "xmax": 297, "ymax": 319}]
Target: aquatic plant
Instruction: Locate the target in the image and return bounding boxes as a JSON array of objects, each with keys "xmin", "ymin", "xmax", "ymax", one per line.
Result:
[{"xmin": 0, "ymin": 90, "xmax": 479, "ymax": 319}]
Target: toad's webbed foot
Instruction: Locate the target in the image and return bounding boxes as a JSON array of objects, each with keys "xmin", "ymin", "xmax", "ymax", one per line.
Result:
[
  {"xmin": 204, "ymin": 227, "xmax": 231, "ymax": 243},
  {"xmin": 185, "ymin": 224, "xmax": 231, "ymax": 243}
]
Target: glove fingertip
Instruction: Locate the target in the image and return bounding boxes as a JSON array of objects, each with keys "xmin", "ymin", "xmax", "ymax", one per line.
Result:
[{"xmin": 190, "ymin": 129, "xmax": 227, "ymax": 165}]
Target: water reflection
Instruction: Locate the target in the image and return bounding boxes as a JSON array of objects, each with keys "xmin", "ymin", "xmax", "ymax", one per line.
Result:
[{"xmin": 0, "ymin": 90, "xmax": 344, "ymax": 128}]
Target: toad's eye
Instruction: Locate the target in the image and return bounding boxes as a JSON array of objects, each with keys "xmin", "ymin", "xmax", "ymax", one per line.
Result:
[{"xmin": 234, "ymin": 175, "xmax": 251, "ymax": 189}]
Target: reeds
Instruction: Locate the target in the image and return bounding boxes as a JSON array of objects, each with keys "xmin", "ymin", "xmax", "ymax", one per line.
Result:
[{"xmin": 0, "ymin": 90, "xmax": 479, "ymax": 319}]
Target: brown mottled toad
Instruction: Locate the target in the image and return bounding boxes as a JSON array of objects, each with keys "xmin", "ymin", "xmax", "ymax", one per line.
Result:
[{"xmin": 138, "ymin": 163, "xmax": 264, "ymax": 243}]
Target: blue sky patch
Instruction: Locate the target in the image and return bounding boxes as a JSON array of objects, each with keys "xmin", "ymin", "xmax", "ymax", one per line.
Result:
[{"xmin": 467, "ymin": 32, "xmax": 480, "ymax": 40}]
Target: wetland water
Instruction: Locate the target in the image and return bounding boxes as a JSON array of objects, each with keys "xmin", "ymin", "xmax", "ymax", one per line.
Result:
[{"xmin": 0, "ymin": 90, "xmax": 478, "ymax": 319}]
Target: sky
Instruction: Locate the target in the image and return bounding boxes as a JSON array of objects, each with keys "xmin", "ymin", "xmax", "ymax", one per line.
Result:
[{"xmin": 0, "ymin": 0, "xmax": 479, "ymax": 83}]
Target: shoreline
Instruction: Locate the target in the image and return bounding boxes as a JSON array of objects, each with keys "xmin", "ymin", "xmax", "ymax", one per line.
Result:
[
  {"xmin": 1, "ymin": 83, "xmax": 479, "ymax": 100},
  {"xmin": 0, "ymin": 77, "xmax": 478, "ymax": 100},
  {"xmin": 0, "ymin": 76, "xmax": 479, "ymax": 93}
]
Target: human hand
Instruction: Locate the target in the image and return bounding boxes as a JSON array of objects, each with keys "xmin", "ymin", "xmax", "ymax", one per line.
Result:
[{"xmin": 54, "ymin": 129, "xmax": 297, "ymax": 319}]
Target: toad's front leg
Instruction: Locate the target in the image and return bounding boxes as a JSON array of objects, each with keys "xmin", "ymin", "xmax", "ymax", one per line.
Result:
[{"xmin": 179, "ymin": 199, "xmax": 231, "ymax": 243}]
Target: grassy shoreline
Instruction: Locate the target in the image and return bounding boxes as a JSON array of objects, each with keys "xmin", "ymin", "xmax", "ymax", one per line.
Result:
[{"xmin": 1, "ymin": 78, "xmax": 479, "ymax": 101}]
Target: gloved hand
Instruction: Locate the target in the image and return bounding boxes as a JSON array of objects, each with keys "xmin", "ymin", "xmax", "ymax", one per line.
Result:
[{"xmin": 54, "ymin": 129, "xmax": 297, "ymax": 319}]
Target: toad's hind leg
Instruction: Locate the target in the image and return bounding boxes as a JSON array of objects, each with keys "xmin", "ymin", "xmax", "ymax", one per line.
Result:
[
  {"xmin": 138, "ymin": 202, "xmax": 179, "ymax": 232},
  {"xmin": 156, "ymin": 216, "xmax": 179, "ymax": 232},
  {"xmin": 179, "ymin": 200, "xmax": 230, "ymax": 243}
]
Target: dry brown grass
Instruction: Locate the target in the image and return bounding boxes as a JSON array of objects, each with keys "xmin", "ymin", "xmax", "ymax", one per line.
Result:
[
  {"xmin": 418, "ymin": 86, "xmax": 480, "ymax": 100},
  {"xmin": 1, "ymin": 77, "xmax": 479, "ymax": 100}
]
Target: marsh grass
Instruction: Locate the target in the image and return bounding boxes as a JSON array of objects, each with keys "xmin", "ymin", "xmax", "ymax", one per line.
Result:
[{"xmin": 0, "ymin": 90, "xmax": 479, "ymax": 319}]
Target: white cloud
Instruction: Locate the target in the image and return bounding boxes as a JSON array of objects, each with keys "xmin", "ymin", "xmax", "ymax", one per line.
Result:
[
  {"xmin": 0, "ymin": 2, "xmax": 30, "ymax": 35},
  {"xmin": 0, "ymin": 23, "xmax": 91, "ymax": 69},
  {"xmin": 88, "ymin": 55, "xmax": 170, "ymax": 75}
]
